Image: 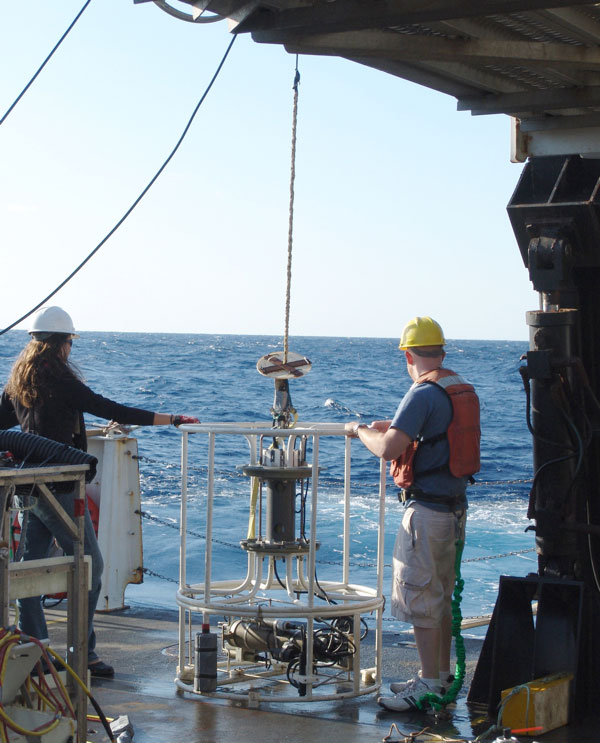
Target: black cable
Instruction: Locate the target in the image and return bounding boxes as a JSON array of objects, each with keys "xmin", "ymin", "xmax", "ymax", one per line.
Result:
[
  {"xmin": 313, "ymin": 570, "xmax": 333, "ymax": 604},
  {"xmin": 557, "ymin": 405, "xmax": 585, "ymax": 488},
  {"xmin": 529, "ymin": 452, "xmax": 576, "ymax": 496},
  {"xmin": 0, "ymin": 34, "xmax": 237, "ymax": 337},
  {"xmin": 299, "ymin": 478, "xmax": 308, "ymax": 538},
  {"xmin": 519, "ymin": 367, "xmax": 577, "ymax": 452},
  {"xmin": 286, "ymin": 657, "xmax": 300, "ymax": 688},
  {"xmin": 273, "ymin": 558, "xmax": 295, "ymax": 593},
  {"xmin": 0, "ymin": 0, "xmax": 93, "ymax": 127}
]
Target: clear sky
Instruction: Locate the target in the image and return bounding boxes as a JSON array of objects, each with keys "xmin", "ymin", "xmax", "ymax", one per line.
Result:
[{"xmin": 1, "ymin": 1, "xmax": 535, "ymax": 341}]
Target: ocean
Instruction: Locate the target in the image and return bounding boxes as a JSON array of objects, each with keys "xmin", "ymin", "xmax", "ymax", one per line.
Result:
[{"xmin": 0, "ymin": 331, "xmax": 534, "ymax": 636}]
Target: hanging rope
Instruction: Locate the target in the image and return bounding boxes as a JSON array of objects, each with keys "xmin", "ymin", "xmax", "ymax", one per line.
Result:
[{"xmin": 283, "ymin": 56, "xmax": 300, "ymax": 364}]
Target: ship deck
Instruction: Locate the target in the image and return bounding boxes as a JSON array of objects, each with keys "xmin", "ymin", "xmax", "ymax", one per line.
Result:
[{"xmin": 37, "ymin": 604, "xmax": 598, "ymax": 743}]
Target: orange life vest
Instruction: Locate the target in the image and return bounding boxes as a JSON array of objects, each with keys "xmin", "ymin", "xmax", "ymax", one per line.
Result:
[{"xmin": 389, "ymin": 368, "xmax": 480, "ymax": 488}]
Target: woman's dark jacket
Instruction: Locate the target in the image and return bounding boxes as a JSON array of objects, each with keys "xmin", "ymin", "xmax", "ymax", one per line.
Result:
[{"xmin": 0, "ymin": 371, "xmax": 154, "ymax": 451}]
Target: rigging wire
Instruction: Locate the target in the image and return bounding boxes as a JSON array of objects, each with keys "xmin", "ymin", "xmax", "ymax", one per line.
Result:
[
  {"xmin": 0, "ymin": 34, "xmax": 237, "ymax": 338},
  {"xmin": 283, "ymin": 56, "xmax": 300, "ymax": 364},
  {"xmin": 0, "ymin": 0, "xmax": 94, "ymax": 127}
]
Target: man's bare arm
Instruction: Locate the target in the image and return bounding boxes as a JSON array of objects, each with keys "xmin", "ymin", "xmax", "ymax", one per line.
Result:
[{"xmin": 345, "ymin": 421, "xmax": 412, "ymax": 461}]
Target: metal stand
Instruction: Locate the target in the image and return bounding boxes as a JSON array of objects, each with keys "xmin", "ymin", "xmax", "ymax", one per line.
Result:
[
  {"xmin": 0, "ymin": 464, "xmax": 90, "ymax": 742},
  {"xmin": 174, "ymin": 423, "xmax": 386, "ymax": 705}
]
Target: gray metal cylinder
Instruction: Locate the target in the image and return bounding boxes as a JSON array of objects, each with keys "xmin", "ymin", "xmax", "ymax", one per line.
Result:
[
  {"xmin": 194, "ymin": 630, "xmax": 217, "ymax": 692},
  {"xmin": 265, "ymin": 478, "xmax": 296, "ymax": 543}
]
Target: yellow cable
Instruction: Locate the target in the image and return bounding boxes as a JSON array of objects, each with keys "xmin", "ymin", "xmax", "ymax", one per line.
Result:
[
  {"xmin": 0, "ymin": 638, "xmax": 20, "ymax": 686},
  {"xmin": 0, "ymin": 704, "xmax": 61, "ymax": 737},
  {"xmin": 46, "ymin": 649, "xmax": 90, "ymax": 704},
  {"xmin": 30, "ymin": 683, "xmax": 59, "ymax": 714},
  {"xmin": 0, "ymin": 633, "xmax": 14, "ymax": 649},
  {"xmin": 0, "ymin": 631, "xmax": 75, "ymax": 736},
  {"xmin": 48, "ymin": 651, "xmax": 117, "ymax": 743}
]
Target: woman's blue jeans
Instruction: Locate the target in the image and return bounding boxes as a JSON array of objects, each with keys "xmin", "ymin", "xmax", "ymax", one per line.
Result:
[{"xmin": 16, "ymin": 489, "xmax": 103, "ymax": 662}]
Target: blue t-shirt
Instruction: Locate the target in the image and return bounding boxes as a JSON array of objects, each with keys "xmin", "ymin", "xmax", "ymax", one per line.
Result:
[{"xmin": 390, "ymin": 381, "xmax": 468, "ymax": 501}]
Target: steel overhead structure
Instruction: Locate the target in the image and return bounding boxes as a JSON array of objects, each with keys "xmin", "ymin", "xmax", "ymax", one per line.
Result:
[{"xmin": 139, "ymin": 0, "xmax": 600, "ymax": 159}]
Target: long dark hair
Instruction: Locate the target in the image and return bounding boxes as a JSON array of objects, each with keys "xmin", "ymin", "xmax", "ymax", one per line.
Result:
[{"xmin": 5, "ymin": 335, "xmax": 79, "ymax": 407}]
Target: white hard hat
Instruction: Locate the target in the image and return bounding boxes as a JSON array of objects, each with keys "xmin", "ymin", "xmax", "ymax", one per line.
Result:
[{"xmin": 28, "ymin": 306, "xmax": 79, "ymax": 340}]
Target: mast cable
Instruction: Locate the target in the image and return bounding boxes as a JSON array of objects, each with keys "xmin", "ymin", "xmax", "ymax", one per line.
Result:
[
  {"xmin": 283, "ymin": 56, "xmax": 300, "ymax": 364},
  {"xmin": 0, "ymin": 0, "xmax": 94, "ymax": 127},
  {"xmin": 0, "ymin": 34, "xmax": 237, "ymax": 337}
]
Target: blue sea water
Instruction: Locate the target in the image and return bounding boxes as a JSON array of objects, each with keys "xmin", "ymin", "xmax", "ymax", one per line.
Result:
[{"xmin": 0, "ymin": 332, "xmax": 534, "ymax": 634}]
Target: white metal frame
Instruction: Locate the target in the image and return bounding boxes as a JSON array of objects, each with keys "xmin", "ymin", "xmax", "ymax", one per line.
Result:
[{"xmin": 174, "ymin": 422, "xmax": 386, "ymax": 704}]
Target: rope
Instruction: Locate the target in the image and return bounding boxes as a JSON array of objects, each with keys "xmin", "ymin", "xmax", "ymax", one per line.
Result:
[
  {"xmin": 143, "ymin": 567, "xmax": 179, "ymax": 584},
  {"xmin": 383, "ymin": 722, "xmax": 471, "ymax": 742},
  {"xmin": 283, "ymin": 56, "xmax": 300, "ymax": 364},
  {"xmin": 0, "ymin": 0, "xmax": 93, "ymax": 127},
  {"xmin": 138, "ymin": 510, "xmax": 535, "ymax": 566},
  {"xmin": 138, "ymin": 510, "xmax": 240, "ymax": 549},
  {"xmin": 473, "ymin": 478, "xmax": 532, "ymax": 486},
  {"xmin": 462, "ymin": 547, "xmax": 535, "ymax": 563}
]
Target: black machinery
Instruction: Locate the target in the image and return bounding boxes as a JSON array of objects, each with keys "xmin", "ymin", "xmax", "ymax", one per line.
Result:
[{"xmin": 469, "ymin": 155, "xmax": 600, "ymax": 716}]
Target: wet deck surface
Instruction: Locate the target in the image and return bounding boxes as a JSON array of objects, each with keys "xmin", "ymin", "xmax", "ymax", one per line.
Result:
[{"xmin": 41, "ymin": 605, "xmax": 597, "ymax": 743}]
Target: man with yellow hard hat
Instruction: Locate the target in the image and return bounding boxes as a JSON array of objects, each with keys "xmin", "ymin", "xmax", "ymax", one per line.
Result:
[{"xmin": 346, "ymin": 316, "xmax": 480, "ymax": 712}]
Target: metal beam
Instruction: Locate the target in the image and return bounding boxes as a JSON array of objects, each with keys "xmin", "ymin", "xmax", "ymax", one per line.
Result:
[
  {"xmin": 511, "ymin": 118, "xmax": 600, "ymax": 162},
  {"xmin": 541, "ymin": 7, "xmax": 600, "ymax": 44},
  {"xmin": 416, "ymin": 59, "xmax": 528, "ymax": 94},
  {"xmin": 237, "ymin": 0, "xmax": 600, "ymax": 35},
  {"xmin": 519, "ymin": 112, "xmax": 600, "ymax": 131},
  {"xmin": 36, "ymin": 483, "xmax": 79, "ymax": 539},
  {"xmin": 281, "ymin": 34, "xmax": 531, "ymax": 96},
  {"xmin": 459, "ymin": 85, "xmax": 600, "ymax": 114},
  {"xmin": 270, "ymin": 30, "xmax": 600, "ymax": 70},
  {"xmin": 433, "ymin": 17, "xmax": 585, "ymax": 87},
  {"xmin": 334, "ymin": 55, "xmax": 484, "ymax": 99}
]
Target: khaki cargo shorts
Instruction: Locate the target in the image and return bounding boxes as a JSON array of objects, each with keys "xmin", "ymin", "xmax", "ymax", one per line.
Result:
[{"xmin": 391, "ymin": 501, "xmax": 466, "ymax": 629}]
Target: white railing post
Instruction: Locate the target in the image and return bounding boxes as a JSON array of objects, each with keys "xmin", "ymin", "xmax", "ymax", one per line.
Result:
[
  {"xmin": 178, "ymin": 432, "xmax": 189, "ymax": 675},
  {"xmin": 205, "ymin": 432, "xmax": 215, "ymax": 604},
  {"xmin": 343, "ymin": 434, "xmax": 352, "ymax": 587},
  {"xmin": 376, "ymin": 457, "xmax": 386, "ymax": 683}
]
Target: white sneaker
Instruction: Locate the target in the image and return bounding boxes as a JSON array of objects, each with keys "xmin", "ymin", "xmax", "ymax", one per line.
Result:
[
  {"xmin": 378, "ymin": 677, "xmax": 442, "ymax": 712},
  {"xmin": 389, "ymin": 671, "xmax": 421, "ymax": 694},
  {"xmin": 390, "ymin": 672, "xmax": 454, "ymax": 695}
]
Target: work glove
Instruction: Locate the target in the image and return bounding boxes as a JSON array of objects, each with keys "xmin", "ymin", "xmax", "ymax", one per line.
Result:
[{"xmin": 172, "ymin": 415, "xmax": 200, "ymax": 427}]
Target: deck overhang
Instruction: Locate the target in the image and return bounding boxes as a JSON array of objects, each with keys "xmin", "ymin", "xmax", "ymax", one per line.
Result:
[{"xmin": 138, "ymin": 0, "xmax": 600, "ymax": 160}]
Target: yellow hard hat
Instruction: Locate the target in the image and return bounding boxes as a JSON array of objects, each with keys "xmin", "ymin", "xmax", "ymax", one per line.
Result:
[{"xmin": 399, "ymin": 316, "xmax": 445, "ymax": 349}]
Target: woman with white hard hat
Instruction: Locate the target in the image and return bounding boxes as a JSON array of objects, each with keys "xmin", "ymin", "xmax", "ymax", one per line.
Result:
[{"xmin": 0, "ymin": 306, "xmax": 199, "ymax": 677}]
